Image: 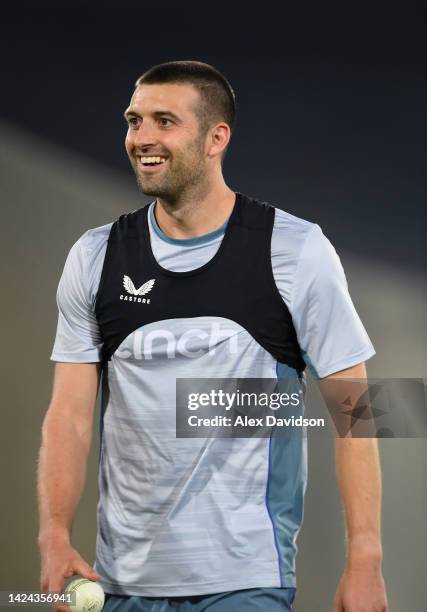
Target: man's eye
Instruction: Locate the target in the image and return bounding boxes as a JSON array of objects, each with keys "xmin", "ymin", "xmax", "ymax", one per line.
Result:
[
  {"xmin": 127, "ymin": 117, "xmax": 139, "ymax": 128},
  {"xmin": 159, "ymin": 118, "xmax": 173, "ymax": 127}
]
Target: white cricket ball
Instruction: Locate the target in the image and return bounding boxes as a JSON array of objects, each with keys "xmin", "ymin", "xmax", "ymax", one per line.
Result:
[{"xmin": 64, "ymin": 577, "xmax": 105, "ymax": 612}]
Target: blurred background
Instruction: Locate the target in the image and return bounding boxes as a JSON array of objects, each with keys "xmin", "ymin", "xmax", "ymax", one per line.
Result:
[{"xmin": 0, "ymin": 2, "xmax": 425, "ymax": 610}]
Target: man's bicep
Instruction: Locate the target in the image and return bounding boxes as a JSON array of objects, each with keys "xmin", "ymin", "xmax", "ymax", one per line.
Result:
[
  {"xmin": 317, "ymin": 361, "xmax": 368, "ymax": 413},
  {"xmin": 46, "ymin": 362, "xmax": 101, "ymax": 441},
  {"xmin": 317, "ymin": 361, "xmax": 368, "ymax": 411},
  {"xmin": 317, "ymin": 361, "xmax": 376, "ymax": 437}
]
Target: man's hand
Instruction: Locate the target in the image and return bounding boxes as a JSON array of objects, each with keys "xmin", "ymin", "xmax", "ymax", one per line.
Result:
[
  {"xmin": 333, "ymin": 565, "xmax": 388, "ymax": 612},
  {"xmin": 39, "ymin": 528, "xmax": 100, "ymax": 612}
]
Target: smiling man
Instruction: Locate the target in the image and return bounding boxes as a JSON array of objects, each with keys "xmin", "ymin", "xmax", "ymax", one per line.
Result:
[
  {"xmin": 38, "ymin": 61, "xmax": 388, "ymax": 612},
  {"xmin": 125, "ymin": 83, "xmax": 211, "ymax": 202}
]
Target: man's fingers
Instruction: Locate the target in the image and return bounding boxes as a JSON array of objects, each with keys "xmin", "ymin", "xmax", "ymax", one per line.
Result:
[
  {"xmin": 333, "ymin": 596, "xmax": 343, "ymax": 612},
  {"xmin": 48, "ymin": 574, "xmax": 65, "ymax": 596},
  {"xmin": 51, "ymin": 559, "xmax": 99, "ymax": 612},
  {"xmin": 71, "ymin": 553, "xmax": 101, "ymax": 581},
  {"xmin": 48, "ymin": 575, "xmax": 70, "ymax": 612},
  {"xmin": 48, "ymin": 568, "xmax": 78, "ymax": 611},
  {"xmin": 41, "ymin": 549, "xmax": 100, "ymax": 612},
  {"xmin": 53, "ymin": 605, "xmax": 72, "ymax": 612}
]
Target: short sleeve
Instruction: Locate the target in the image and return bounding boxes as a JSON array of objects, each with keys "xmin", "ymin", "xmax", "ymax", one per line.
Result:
[
  {"xmin": 50, "ymin": 234, "xmax": 103, "ymax": 362},
  {"xmin": 289, "ymin": 224, "xmax": 375, "ymax": 378}
]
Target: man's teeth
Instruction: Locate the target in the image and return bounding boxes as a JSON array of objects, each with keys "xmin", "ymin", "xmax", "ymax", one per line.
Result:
[{"xmin": 139, "ymin": 156, "xmax": 167, "ymax": 164}]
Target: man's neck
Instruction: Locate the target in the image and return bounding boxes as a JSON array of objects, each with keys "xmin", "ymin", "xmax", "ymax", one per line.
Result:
[{"xmin": 154, "ymin": 184, "xmax": 236, "ymax": 240}]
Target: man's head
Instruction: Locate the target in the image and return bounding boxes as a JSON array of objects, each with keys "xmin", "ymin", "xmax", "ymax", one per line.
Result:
[{"xmin": 124, "ymin": 60, "xmax": 236, "ymax": 202}]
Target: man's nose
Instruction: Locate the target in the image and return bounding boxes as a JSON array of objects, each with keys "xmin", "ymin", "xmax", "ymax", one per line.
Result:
[{"xmin": 132, "ymin": 121, "xmax": 157, "ymax": 149}]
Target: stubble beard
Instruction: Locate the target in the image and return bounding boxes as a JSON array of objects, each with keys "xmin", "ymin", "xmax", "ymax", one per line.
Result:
[{"xmin": 133, "ymin": 137, "xmax": 207, "ymax": 205}]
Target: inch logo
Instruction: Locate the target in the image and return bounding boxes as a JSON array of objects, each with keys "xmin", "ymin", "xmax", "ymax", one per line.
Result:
[{"xmin": 120, "ymin": 275, "xmax": 155, "ymax": 303}]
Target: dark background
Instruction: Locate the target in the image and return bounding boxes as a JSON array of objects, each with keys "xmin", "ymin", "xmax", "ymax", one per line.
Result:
[
  {"xmin": 0, "ymin": 3, "xmax": 425, "ymax": 611},
  {"xmin": 1, "ymin": 1, "xmax": 424, "ymax": 270}
]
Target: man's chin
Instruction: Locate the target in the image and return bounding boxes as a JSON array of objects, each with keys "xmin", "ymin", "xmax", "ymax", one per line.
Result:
[
  {"xmin": 136, "ymin": 178, "xmax": 174, "ymax": 200},
  {"xmin": 138, "ymin": 185, "xmax": 157, "ymax": 196},
  {"xmin": 136, "ymin": 177, "xmax": 160, "ymax": 196}
]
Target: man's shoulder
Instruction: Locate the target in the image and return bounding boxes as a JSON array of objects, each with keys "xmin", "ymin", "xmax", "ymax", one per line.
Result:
[
  {"xmin": 271, "ymin": 204, "xmax": 317, "ymax": 237},
  {"xmin": 244, "ymin": 193, "xmax": 318, "ymax": 238},
  {"xmin": 269, "ymin": 203, "xmax": 343, "ymax": 284},
  {"xmin": 60, "ymin": 222, "xmax": 115, "ymax": 302},
  {"xmin": 268, "ymin": 203, "xmax": 320, "ymax": 263},
  {"xmin": 76, "ymin": 221, "xmax": 113, "ymax": 258},
  {"xmin": 79, "ymin": 204, "xmax": 148, "ymax": 245}
]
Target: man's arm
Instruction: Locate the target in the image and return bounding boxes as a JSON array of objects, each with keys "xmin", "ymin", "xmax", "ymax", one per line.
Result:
[
  {"xmin": 318, "ymin": 362, "xmax": 388, "ymax": 612},
  {"xmin": 37, "ymin": 363, "xmax": 101, "ymax": 611}
]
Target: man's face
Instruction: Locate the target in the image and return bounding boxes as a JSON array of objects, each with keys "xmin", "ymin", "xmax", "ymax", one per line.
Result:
[{"xmin": 124, "ymin": 83, "xmax": 208, "ymax": 201}]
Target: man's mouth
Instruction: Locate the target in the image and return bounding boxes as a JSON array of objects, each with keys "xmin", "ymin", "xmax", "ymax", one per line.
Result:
[{"xmin": 137, "ymin": 155, "xmax": 168, "ymax": 168}]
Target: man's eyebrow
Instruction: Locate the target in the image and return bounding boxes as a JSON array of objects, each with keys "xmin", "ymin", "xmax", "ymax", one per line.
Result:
[
  {"xmin": 123, "ymin": 109, "xmax": 182, "ymax": 121},
  {"xmin": 153, "ymin": 110, "xmax": 182, "ymax": 122}
]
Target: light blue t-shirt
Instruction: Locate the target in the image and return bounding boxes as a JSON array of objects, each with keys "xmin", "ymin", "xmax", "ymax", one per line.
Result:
[{"xmin": 51, "ymin": 200, "xmax": 375, "ymax": 596}]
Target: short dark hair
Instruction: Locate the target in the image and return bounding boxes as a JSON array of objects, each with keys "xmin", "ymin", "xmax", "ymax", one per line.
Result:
[{"xmin": 134, "ymin": 60, "xmax": 236, "ymax": 159}]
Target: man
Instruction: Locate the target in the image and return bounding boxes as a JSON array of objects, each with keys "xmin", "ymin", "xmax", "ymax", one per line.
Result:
[{"xmin": 38, "ymin": 61, "xmax": 388, "ymax": 611}]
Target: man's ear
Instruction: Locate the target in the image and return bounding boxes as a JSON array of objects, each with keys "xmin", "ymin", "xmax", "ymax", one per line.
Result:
[{"xmin": 206, "ymin": 123, "xmax": 231, "ymax": 158}]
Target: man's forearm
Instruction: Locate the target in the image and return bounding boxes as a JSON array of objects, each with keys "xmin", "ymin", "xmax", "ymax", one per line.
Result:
[
  {"xmin": 319, "ymin": 363, "xmax": 384, "ymax": 567},
  {"xmin": 37, "ymin": 411, "xmax": 91, "ymax": 544},
  {"xmin": 335, "ymin": 436, "xmax": 383, "ymax": 568}
]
